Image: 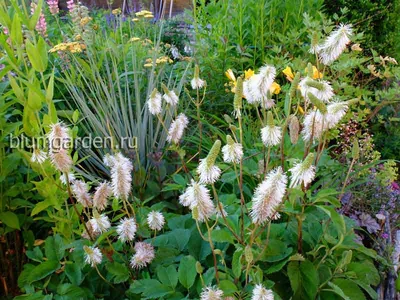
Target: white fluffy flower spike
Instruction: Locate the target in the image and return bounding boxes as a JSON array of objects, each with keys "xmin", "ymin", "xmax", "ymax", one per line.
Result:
[
  {"xmin": 130, "ymin": 242, "xmax": 155, "ymax": 269},
  {"xmin": 167, "ymin": 113, "xmax": 189, "ymax": 144},
  {"xmin": 316, "ymin": 24, "xmax": 353, "ymax": 65},
  {"xmin": 104, "ymin": 153, "xmax": 133, "ymax": 200},
  {"xmin": 222, "ymin": 135, "xmax": 243, "ymax": 164},
  {"xmin": 191, "ymin": 65, "xmax": 206, "ymax": 89},
  {"xmin": 249, "ymin": 65, "xmax": 276, "ymax": 103},
  {"xmin": 261, "ymin": 111, "xmax": 282, "ymax": 147},
  {"xmin": 147, "ymin": 88, "xmax": 162, "ymax": 115},
  {"xmin": 161, "ymin": 84, "xmax": 179, "ymax": 106},
  {"xmin": 289, "ymin": 153, "xmax": 316, "ymax": 188},
  {"xmin": 179, "ymin": 180, "xmax": 215, "ymax": 222},
  {"xmin": 116, "ymin": 217, "xmax": 137, "ymax": 242},
  {"xmin": 88, "ymin": 213, "xmax": 111, "ymax": 235},
  {"xmin": 200, "ymin": 286, "xmax": 224, "ymax": 300},
  {"xmin": 197, "ymin": 140, "xmax": 221, "ymax": 184},
  {"xmin": 147, "ymin": 211, "xmax": 165, "ymax": 231},
  {"xmin": 83, "ymin": 245, "xmax": 102, "ymax": 267},
  {"xmin": 251, "ymin": 284, "xmax": 274, "ymax": 300},
  {"xmin": 250, "ymin": 167, "xmax": 288, "ymax": 224}
]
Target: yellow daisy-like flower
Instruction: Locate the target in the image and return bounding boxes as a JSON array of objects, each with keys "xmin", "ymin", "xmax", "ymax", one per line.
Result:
[
  {"xmin": 270, "ymin": 82, "xmax": 281, "ymax": 94},
  {"xmin": 244, "ymin": 68, "xmax": 254, "ymax": 79},
  {"xmin": 283, "ymin": 66, "xmax": 294, "ymax": 81},
  {"xmin": 297, "ymin": 105, "xmax": 304, "ymax": 114},
  {"xmin": 80, "ymin": 17, "xmax": 92, "ymax": 27}
]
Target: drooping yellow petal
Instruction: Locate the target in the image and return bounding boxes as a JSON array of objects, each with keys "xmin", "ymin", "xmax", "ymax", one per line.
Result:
[
  {"xmin": 225, "ymin": 69, "xmax": 236, "ymax": 82},
  {"xmin": 283, "ymin": 66, "xmax": 294, "ymax": 81},
  {"xmin": 312, "ymin": 66, "xmax": 323, "ymax": 79},
  {"xmin": 270, "ymin": 82, "xmax": 281, "ymax": 94}
]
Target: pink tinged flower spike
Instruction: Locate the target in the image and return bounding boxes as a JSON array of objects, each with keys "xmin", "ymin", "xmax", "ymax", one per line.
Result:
[
  {"xmin": 222, "ymin": 135, "xmax": 243, "ymax": 164},
  {"xmin": 83, "ymin": 245, "xmax": 102, "ymax": 267},
  {"xmin": 60, "ymin": 173, "xmax": 76, "ymax": 185},
  {"xmin": 48, "ymin": 123, "xmax": 73, "ymax": 173},
  {"xmin": 161, "ymin": 84, "xmax": 179, "ymax": 106},
  {"xmin": 130, "ymin": 242, "xmax": 155, "ymax": 269},
  {"xmin": 243, "ymin": 79, "xmax": 258, "ymax": 105},
  {"xmin": 179, "ymin": 180, "xmax": 215, "ymax": 222},
  {"xmin": 167, "ymin": 113, "xmax": 189, "ymax": 144},
  {"xmin": 248, "ymin": 65, "xmax": 276, "ymax": 103},
  {"xmin": 251, "ymin": 284, "xmax": 274, "ymax": 300},
  {"xmin": 88, "ymin": 213, "xmax": 111, "ymax": 235},
  {"xmin": 250, "ymin": 167, "xmax": 288, "ymax": 225},
  {"xmin": 197, "ymin": 140, "xmax": 221, "ymax": 184},
  {"xmin": 147, "ymin": 88, "xmax": 162, "ymax": 115},
  {"xmin": 105, "ymin": 153, "xmax": 133, "ymax": 200},
  {"xmin": 93, "ymin": 182, "xmax": 111, "ymax": 211},
  {"xmin": 30, "ymin": 2, "xmax": 47, "ymax": 36},
  {"xmin": 261, "ymin": 111, "xmax": 282, "ymax": 147},
  {"xmin": 191, "ymin": 65, "xmax": 205, "ymax": 89},
  {"xmin": 47, "ymin": 0, "xmax": 59, "ymax": 15},
  {"xmin": 71, "ymin": 180, "xmax": 92, "ymax": 207},
  {"xmin": 316, "ymin": 24, "xmax": 353, "ymax": 65},
  {"xmin": 200, "ymin": 286, "xmax": 224, "ymax": 300},
  {"xmin": 289, "ymin": 153, "xmax": 316, "ymax": 188},
  {"xmin": 66, "ymin": 0, "xmax": 75, "ymax": 12},
  {"xmin": 82, "ymin": 221, "xmax": 99, "ymax": 240},
  {"xmin": 147, "ymin": 211, "xmax": 165, "ymax": 231},
  {"xmin": 116, "ymin": 217, "xmax": 137, "ymax": 242}
]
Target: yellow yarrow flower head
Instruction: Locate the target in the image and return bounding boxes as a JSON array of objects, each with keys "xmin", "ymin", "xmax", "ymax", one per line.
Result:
[
  {"xmin": 130, "ymin": 37, "xmax": 140, "ymax": 42},
  {"xmin": 112, "ymin": 8, "xmax": 121, "ymax": 15},
  {"xmin": 283, "ymin": 66, "xmax": 294, "ymax": 81},
  {"xmin": 132, "ymin": 18, "xmax": 139, "ymax": 22},
  {"xmin": 80, "ymin": 17, "xmax": 92, "ymax": 27}
]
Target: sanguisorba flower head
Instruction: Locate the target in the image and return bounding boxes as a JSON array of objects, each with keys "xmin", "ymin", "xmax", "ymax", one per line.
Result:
[
  {"xmin": 197, "ymin": 140, "xmax": 221, "ymax": 184},
  {"xmin": 104, "ymin": 153, "xmax": 133, "ymax": 200},
  {"xmin": 116, "ymin": 217, "xmax": 137, "ymax": 242},
  {"xmin": 83, "ymin": 245, "xmax": 102, "ymax": 267},
  {"xmin": 289, "ymin": 153, "xmax": 316, "ymax": 188},
  {"xmin": 147, "ymin": 88, "xmax": 162, "ymax": 115},
  {"xmin": 130, "ymin": 242, "xmax": 155, "ymax": 269},
  {"xmin": 200, "ymin": 286, "xmax": 224, "ymax": 300},
  {"xmin": 250, "ymin": 167, "xmax": 288, "ymax": 224},
  {"xmin": 167, "ymin": 113, "xmax": 189, "ymax": 144},
  {"xmin": 48, "ymin": 123, "xmax": 73, "ymax": 173},
  {"xmin": 31, "ymin": 149, "xmax": 47, "ymax": 164},
  {"xmin": 93, "ymin": 182, "xmax": 111, "ymax": 211},
  {"xmin": 88, "ymin": 213, "xmax": 111, "ymax": 235},
  {"xmin": 161, "ymin": 84, "xmax": 179, "ymax": 106},
  {"xmin": 71, "ymin": 180, "xmax": 92, "ymax": 207},
  {"xmin": 251, "ymin": 284, "xmax": 274, "ymax": 300},
  {"xmin": 191, "ymin": 65, "xmax": 205, "ymax": 89},
  {"xmin": 233, "ymin": 77, "xmax": 243, "ymax": 117},
  {"xmin": 147, "ymin": 211, "xmax": 165, "ymax": 231},
  {"xmin": 261, "ymin": 112, "xmax": 282, "ymax": 147},
  {"xmin": 326, "ymin": 100, "xmax": 348, "ymax": 129},
  {"xmin": 299, "ymin": 77, "xmax": 334, "ymax": 104},
  {"xmin": 301, "ymin": 110, "xmax": 326, "ymax": 142},
  {"xmin": 248, "ymin": 65, "xmax": 276, "ymax": 103},
  {"xmin": 222, "ymin": 135, "xmax": 243, "ymax": 164},
  {"xmin": 179, "ymin": 180, "xmax": 215, "ymax": 222},
  {"xmin": 316, "ymin": 24, "xmax": 353, "ymax": 65}
]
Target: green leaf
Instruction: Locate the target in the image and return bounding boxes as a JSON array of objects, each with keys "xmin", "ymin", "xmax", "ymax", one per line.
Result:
[
  {"xmin": 178, "ymin": 255, "xmax": 197, "ymax": 289},
  {"xmin": 26, "ymin": 39, "xmax": 47, "ymax": 73},
  {"xmin": 46, "ymin": 72, "xmax": 54, "ymax": 103},
  {"xmin": 332, "ymin": 278, "xmax": 366, "ymax": 300},
  {"xmin": 288, "ymin": 260, "xmax": 319, "ymax": 300},
  {"xmin": 31, "ymin": 201, "xmax": 51, "ymax": 216},
  {"xmin": 219, "ymin": 280, "xmax": 237, "ymax": 295},
  {"xmin": 211, "ymin": 229, "xmax": 234, "ymax": 243},
  {"xmin": 27, "ymin": 87, "xmax": 43, "ymax": 111},
  {"xmin": 0, "ymin": 211, "xmax": 20, "ymax": 229},
  {"xmin": 65, "ymin": 263, "xmax": 83, "ymax": 286},
  {"xmin": 29, "ymin": 0, "xmax": 43, "ymax": 30},
  {"xmin": 221, "ymin": 171, "xmax": 237, "ymax": 183},
  {"xmin": 347, "ymin": 262, "xmax": 380, "ymax": 286},
  {"xmin": 105, "ymin": 262, "xmax": 130, "ymax": 283},
  {"xmin": 157, "ymin": 265, "xmax": 178, "ymax": 288},
  {"xmin": 317, "ymin": 205, "xmax": 346, "ymax": 234},
  {"xmin": 44, "ymin": 235, "xmax": 64, "ymax": 261},
  {"xmin": 232, "ymin": 248, "xmax": 243, "ymax": 278},
  {"xmin": 129, "ymin": 279, "xmax": 173, "ymax": 299},
  {"xmin": 8, "ymin": 75, "xmax": 24, "ymax": 102},
  {"xmin": 28, "ymin": 260, "xmax": 60, "ymax": 284}
]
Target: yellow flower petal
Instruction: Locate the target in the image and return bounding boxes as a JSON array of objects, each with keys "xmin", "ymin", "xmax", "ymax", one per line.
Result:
[
  {"xmin": 283, "ymin": 66, "xmax": 294, "ymax": 81},
  {"xmin": 244, "ymin": 68, "xmax": 254, "ymax": 80},
  {"xmin": 270, "ymin": 82, "xmax": 281, "ymax": 94},
  {"xmin": 225, "ymin": 69, "xmax": 236, "ymax": 82}
]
